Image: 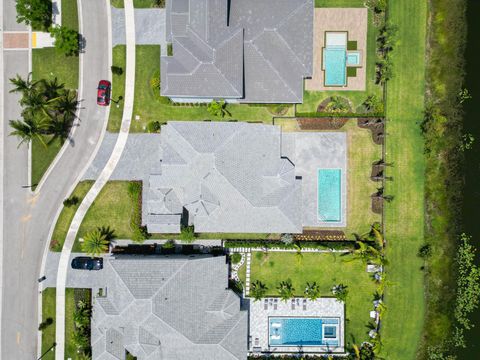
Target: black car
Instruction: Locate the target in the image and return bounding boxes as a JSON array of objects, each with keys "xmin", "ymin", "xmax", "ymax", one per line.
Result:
[{"xmin": 71, "ymin": 257, "xmax": 103, "ymax": 270}]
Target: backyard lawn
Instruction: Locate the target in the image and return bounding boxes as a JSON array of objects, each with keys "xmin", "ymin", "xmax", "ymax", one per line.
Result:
[
  {"xmin": 107, "ymin": 45, "xmax": 127, "ymax": 132},
  {"xmin": 275, "ymin": 118, "xmax": 382, "ymax": 237},
  {"xmin": 381, "ymin": 0, "xmax": 427, "ymax": 359},
  {"xmin": 126, "ymin": 45, "xmax": 286, "ymax": 133},
  {"xmin": 30, "ymin": 0, "xmax": 79, "ymax": 188},
  {"xmin": 50, "ymin": 181, "xmax": 93, "ymax": 251},
  {"xmin": 296, "ymin": 9, "xmax": 382, "ymax": 116},
  {"xmin": 40, "ymin": 288, "xmax": 56, "ymax": 360},
  {"xmin": 75, "ymin": 181, "xmax": 139, "ymax": 251},
  {"xmin": 249, "ymin": 252, "xmax": 377, "ymax": 347}
]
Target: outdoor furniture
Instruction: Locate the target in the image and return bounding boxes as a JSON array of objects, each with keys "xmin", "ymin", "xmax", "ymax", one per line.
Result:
[
  {"xmin": 273, "ymin": 298, "xmax": 278, "ymax": 310},
  {"xmin": 370, "ymin": 310, "xmax": 377, "ymax": 319},
  {"xmin": 303, "ymin": 298, "xmax": 307, "ymax": 310},
  {"xmin": 291, "ymin": 299, "xmax": 295, "ymax": 310},
  {"xmin": 264, "ymin": 299, "xmax": 268, "ymax": 310}
]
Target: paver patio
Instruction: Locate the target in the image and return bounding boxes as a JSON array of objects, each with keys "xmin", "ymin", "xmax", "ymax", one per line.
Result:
[{"xmin": 305, "ymin": 8, "xmax": 368, "ymax": 91}]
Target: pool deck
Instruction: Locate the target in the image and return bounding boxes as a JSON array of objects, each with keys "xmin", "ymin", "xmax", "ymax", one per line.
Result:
[
  {"xmin": 305, "ymin": 8, "xmax": 368, "ymax": 91},
  {"xmin": 249, "ymin": 297, "xmax": 345, "ymax": 354},
  {"xmin": 282, "ymin": 132, "xmax": 347, "ymax": 228}
]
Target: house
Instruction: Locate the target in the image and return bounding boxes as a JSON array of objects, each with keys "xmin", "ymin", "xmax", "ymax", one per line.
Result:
[
  {"xmin": 161, "ymin": 0, "xmax": 314, "ymax": 103},
  {"xmin": 91, "ymin": 255, "xmax": 248, "ymax": 360},
  {"xmin": 142, "ymin": 121, "xmax": 347, "ymax": 234}
]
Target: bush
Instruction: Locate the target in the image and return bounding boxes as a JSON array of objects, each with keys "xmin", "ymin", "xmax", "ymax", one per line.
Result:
[
  {"xmin": 224, "ymin": 239, "xmax": 356, "ymax": 251},
  {"xmin": 50, "ymin": 26, "xmax": 79, "ymax": 56},
  {"xmin": 63, "ymin": 195, "xmax": 79, "ymax": 207},
  {"xmin": 162, "ymin": 239, "xmax": 175, "ymax": 249},
  {"xmin": 146, "ymin": 120, "xmax": 161, "ymax": 133},
  {"xmin": 332, "ymin": 284, "xmax": 349, "ymax": 302},
  {"xmin": 418, "ymin": 243, "xmax": 432, "ymax": 259},
  {"xmin": 127, "ymin": 182, "xmax": 149, "ymax": 243},
  {"xmin": 167, "ymin": 43, "xmax": 173, "ymax": 56},
  {"xmin": 150, "ymin": 73, "xmax": 160, "ymax": 91},
  {"xmin": 230, "ymin": 253, "xmax": 242, "ymax": 264},
  {"xmin": 111, "ymin": 65, "xmax": 123, "ymax": 75},
  {"xmin": 179, "ymin": 225, "xmax": 195, "ymax": 243}
]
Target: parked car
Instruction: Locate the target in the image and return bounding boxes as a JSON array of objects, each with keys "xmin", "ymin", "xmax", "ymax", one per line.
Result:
[
  {"xmin": 71, "ymin": 257, "xmax": 103, "ymax": 270},
  {"xmin": 97, "ymin": 80, "xmax": 111, "ymax": 106}
]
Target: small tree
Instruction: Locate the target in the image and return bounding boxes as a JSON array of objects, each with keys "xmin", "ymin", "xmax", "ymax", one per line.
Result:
[
  {"xmin": 230, "ymin": 253, "xmax": 242, "ymax": 265},
  {"xmin": 418, "ymin": 243, "xmax": 432, "ymax": 259},
  {"xmin": 50, "ymin": 26, "xmax": 79, "ymax": 56},
  {"xmin": 277, "ymin": 280, "xmax": 295, "ymax": 302},
  {"xmin": 179, "ymin": 225, "xmax": 195, "ymax": 243},
  {"xmin": 332, "ymin": 284, "xmax": 349, "ymax": 302},
  {"xmin": 146, "ymin": 120, "xmax": 161, "ymax": 133},
  {"xmin": 250, "ymin": 280, "xmax": 267, "ymax": 301},
  {"xmin": 81, "ymin": 226, "xmax": 114, "ymax": 257},
  {"xmin": 16, "ymin": 0, "xmax": 52, "ymax": 31},
  {"xmin": 207, "ymin": 99, "xmax": 231, "ymax": 118},
  {"xmin": 63, "ymin": 195, "xmax": 79, "ymax": 207},
  {"xmin": 38, "ymin": 317, "xmax": 53, "ymax": 331},
  {"xmin": 304, "ymin": 282, "xmax": 321, "ymax": 300}
]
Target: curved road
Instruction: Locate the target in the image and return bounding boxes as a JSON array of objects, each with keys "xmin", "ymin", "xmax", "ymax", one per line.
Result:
[{"xmin": 1, "ymin": 1, "xmax": 110, "ymax": 358}]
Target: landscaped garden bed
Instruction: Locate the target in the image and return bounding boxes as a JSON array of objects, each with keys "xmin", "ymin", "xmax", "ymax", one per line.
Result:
[
  {"xmin": 297, "ymin": 117, "xmax": 348, "ymax": 130},
  {"xmin": 65, "ymin": 288, "xmax": 92, "ymax": 359}
]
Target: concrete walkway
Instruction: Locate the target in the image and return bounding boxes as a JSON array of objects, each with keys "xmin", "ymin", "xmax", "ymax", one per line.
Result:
[{"xmin": 54, "ymin": 0, "xmax": 135, "ymax": 358}]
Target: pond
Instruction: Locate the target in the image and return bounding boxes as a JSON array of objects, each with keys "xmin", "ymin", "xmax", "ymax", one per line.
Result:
[{"xmin": 458, "ymin": 0, "xmax": 480, "ymax": 358}]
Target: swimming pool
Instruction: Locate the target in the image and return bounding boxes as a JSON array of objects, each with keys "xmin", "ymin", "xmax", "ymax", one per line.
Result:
[
  {"xmin": 324, "ymin": 46, "xmax": 347, "ymax": 86},
  {"xmin": 269, "ymin": 317, "xmax": 340, "ymax": 347},
  {"xmin": 317, "ymin": 169, "xmax": 342, "ymax": 222},
  {"xmin": 347, "ymin": 51, "xmax": 361, "ymax": 66}
]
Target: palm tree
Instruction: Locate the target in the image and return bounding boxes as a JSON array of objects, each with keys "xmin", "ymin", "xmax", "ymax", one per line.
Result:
[
  {"xmin": 41, "ymin": 77, "xmax": 65, "ymax": 99},
  {"xmin": 46, "ymin": 112, "xmax": 73, "ymax": 144},
  {"xmin": 250, "ymin": 280, "xmax": 267, "ymax": 301},
  {"xmin": 207, "ymin": 99, "xmax": 231, "ymax": 118},
  {"xmin": 9, "ymin": 117, "xmax": 48, "ymax": 147},
  {"xmin": 304, "ymin": 281, "xmax": 321, "ymax": 300},
  {"xmin": 277, "ymin": 280, "xmax": 295, "ymax": 302},
  {"xmin": 81, "ymin": 226, "xmax": 114, "ymax": 257},
  {"xmin": 72, "ymin": 331, "xmax": 89, "ymax": 350},
  {"xmin": 9, "ymin": 73, "xmax": 38, "ymax": 95},
  {"xmin": 53, "ymin": 90, "xmax": 78, "ymax": 118},
  {"xmin": 331, "ymin": 283, "xmax": 348, "ymax": 302},
  {"xmin": 294, "ymin": 244, "xmax": 303, "ymax": 265},
  {"xmin": 19, "ymin": 89, "xmax": 48, "ymax": 115},
  {"xmin": 345, "ymin": 241, "xmax": 381, "ymax": 264}
]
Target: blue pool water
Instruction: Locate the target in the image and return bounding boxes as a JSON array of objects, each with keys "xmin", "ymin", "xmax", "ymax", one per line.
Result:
[
  {"xmin": 324, "ymin": 46, "xmax": 346, "ymax": 86},
  {"xmin": 269, "ymin": 317, "xmax": 339, "ymax": 347},
  {"xmin": 347, "ymin": 52, "xmax": 361, "ymax": 66},
  {"xmin": 317, "ymin": 169, "xmax": 342, "ymax": 222}
]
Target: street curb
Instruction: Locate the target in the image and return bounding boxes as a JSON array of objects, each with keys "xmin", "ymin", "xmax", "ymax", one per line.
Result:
[{"xmin": 0, "ymin": 0, "xmax": 5, "ymax": 354}]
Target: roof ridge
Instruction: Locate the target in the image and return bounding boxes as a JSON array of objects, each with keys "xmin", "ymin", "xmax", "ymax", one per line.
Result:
[
  {"xmin": 219, "ymin": 311, "xmax": 249, "ymax": 359},
  {"xmin": 249, "ymin": 40, "xmax": 301, "ymax": 102}
]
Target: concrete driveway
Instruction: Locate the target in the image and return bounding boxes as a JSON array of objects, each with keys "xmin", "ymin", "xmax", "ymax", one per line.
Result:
[{"xmin": 1, "ymin": 1, "xmax": 109, "ymax": 358}]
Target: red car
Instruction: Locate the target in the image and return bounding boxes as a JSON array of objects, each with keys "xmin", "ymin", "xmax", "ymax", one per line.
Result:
[{"xmin": 97, "ymin": 80, "xmax": 111, "ymax": 106}]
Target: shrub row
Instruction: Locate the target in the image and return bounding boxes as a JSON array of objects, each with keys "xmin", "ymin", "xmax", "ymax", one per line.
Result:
[
  {"xmin": 224, "ymin": 240, "xmax": 355, "ymax": 251},
  {"xmin": 296, "ymin": 112, "xmax": 383, "ymax": 118}
]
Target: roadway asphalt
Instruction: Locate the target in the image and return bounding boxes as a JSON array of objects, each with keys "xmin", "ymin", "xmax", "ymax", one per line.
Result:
[{"xmin": 1, "ymin": 1, "xmax": 109, "ymax": 358}]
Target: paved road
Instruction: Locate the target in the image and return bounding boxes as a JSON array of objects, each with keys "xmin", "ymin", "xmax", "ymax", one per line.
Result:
[{"xmin": 1, "ymin": 1, "xmax": 109, "ymax": 358}]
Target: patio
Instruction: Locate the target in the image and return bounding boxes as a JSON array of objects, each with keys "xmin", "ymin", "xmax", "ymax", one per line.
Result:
[
  {"xmin": 305, "ymin": 8, "xmax": 368, "ymax": 91},
  {"xmin": 249, "ymin": 297, "xmax": 345, "ymax": 354}
]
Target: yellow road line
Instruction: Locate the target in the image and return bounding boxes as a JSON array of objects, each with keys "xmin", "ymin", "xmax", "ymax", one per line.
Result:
[{"xmin": 31, "ymin": 32, "xmax": 37, "ymax": 48}]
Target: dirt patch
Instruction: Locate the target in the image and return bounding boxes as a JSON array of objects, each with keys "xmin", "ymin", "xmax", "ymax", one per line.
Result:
[
  {"xmin": 357, "ymin": 117, "xmax": 385, "ymax": 145},
  {"xmin": 371, "ymin": 195, "xmax": 383, "ymax": 214},
  {"xmin": 298, "ymin": 117, "xmax": 348, "ymax": 130},
  {"xmin": 295, "ymin": 230, "xmax": 346, "ymax": 241}
]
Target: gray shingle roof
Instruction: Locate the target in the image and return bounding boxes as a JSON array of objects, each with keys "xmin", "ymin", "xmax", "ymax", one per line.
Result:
[
  {"xmin": 144, "ymin": 122, "xmax": 302, "ymax": 234},
  {"xmin": 161, "ymin": 0, "xmax": 313, "ymax": 103},
  {"xmin": 92, "ymin": 255, "xmax": 247, "ymax": 360}
]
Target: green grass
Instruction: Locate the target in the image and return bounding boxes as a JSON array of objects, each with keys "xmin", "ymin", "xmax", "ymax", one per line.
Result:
[
  {"xmin": 296, "ymin": 10, "xmax": 382, "ymax": 115},
  {"xmin": 40, "ymin": 288, "xmax": 56, "ymax": 360},
  {"xmin": 31, "ymin": 137, "xmax": 63, "ymax": 189},
  {"xmin": 111, "ymin": 0, "xmax": 164, "ymax": 7},
  {"xmin": 75, "ymin": 181, "xmax": 138, "ymax": 251},
  {"xmin": 126, "ymin": 45, "xmax": 282, "ymax": 133},
  {"xmin": 31, "ymin": 49, "xmax": 78, "ymax": 90},
  {"xmin": 50, "ymin": 181, "xmax": 93, "ymax": 251},
  {"xmin": 108, "ymin": 46, "xmax": 127, "ymax": 132},
  {"xmin": 276, "ymin": 119, "xmax": 382, "ymax": 237},
  {"xmin": 62, "ymin": 0, "xmax": 79, "ymax": 31},
  {"xmin": 380, "ymin": 0, "xmax": 427, "ymax": 359},
  {"xmin": 249, "ymin": 252, "xmax": 377, "ymax": 346},
  {"xmin": 315, "ymin": 0, "xmax": 365, "ymax": 6},
  {"xmin": 65, "ymin": 288, "xmax": 76, "ymax": 359}
]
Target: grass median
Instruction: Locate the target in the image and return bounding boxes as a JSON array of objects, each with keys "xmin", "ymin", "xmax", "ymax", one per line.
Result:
[
  {"xmin": 40, "ymin": 288, "xmax": 56, "ymax": 360},
  {"xmin": 30, "ymin": 0, "xmax": 80, "ymax": 188}
]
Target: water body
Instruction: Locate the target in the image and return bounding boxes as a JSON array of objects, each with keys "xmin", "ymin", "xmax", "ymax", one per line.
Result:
[{"xmin": 458, "ymin": 0, "xmax": 480, "ymax": 358}]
